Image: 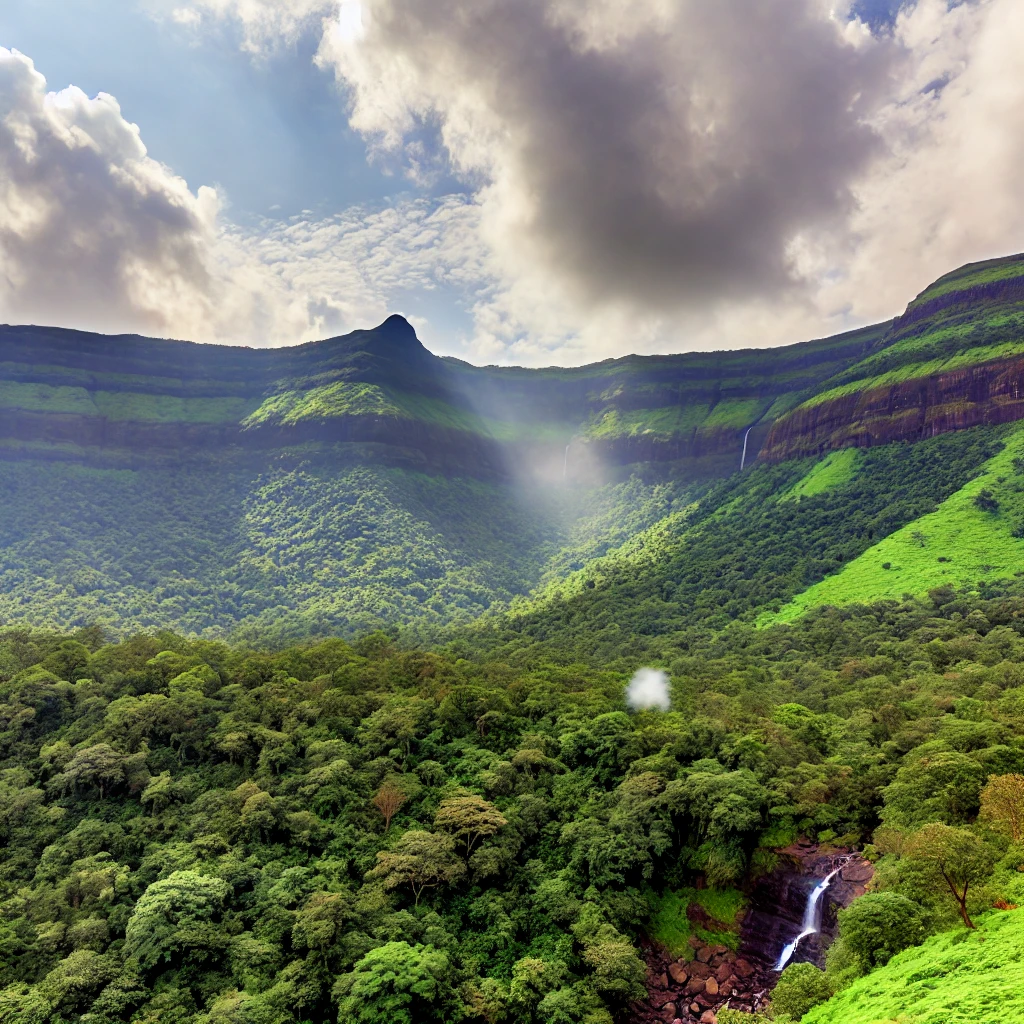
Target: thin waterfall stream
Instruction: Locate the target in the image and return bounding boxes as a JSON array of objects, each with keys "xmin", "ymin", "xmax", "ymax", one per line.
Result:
[
  {"xmin": 774, "ymin": 862, "xmax": 847, "ymax": 971},
  {"xmin": 740, "ymin": 426, "xmax": 753, "ymax": 470}
]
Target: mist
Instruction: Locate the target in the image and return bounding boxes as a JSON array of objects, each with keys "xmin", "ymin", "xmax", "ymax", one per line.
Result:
[{"xmin": 626, "ymin": 667, "xmax": 671, "ymax": 712}]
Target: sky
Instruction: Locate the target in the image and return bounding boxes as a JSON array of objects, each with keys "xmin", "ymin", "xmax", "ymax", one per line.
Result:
[{"xmin": 0, "ymin": 0, "xmax": 1022, "ymax": 366}]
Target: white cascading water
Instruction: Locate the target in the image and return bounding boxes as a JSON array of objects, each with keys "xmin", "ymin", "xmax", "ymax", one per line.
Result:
[
  {"xmin": 774, "ymin": 864, "xmax": 844, "ymax": 972},
  {"xmin": 563, "ymin": 442, "xmax": 571, "ymax": 482},
  {"xmin": 740, "ymin": 426, "xmax": 753, "ymax": 471}
]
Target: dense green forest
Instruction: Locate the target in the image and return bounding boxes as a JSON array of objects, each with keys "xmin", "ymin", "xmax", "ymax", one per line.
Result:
[
  {"xmin": 2, "ymin": 578, "xmax": 1024, "ymax": 1023},
  {"xmin": 0, "ymin": 458, "xmax": 701, "ymax": 644}
]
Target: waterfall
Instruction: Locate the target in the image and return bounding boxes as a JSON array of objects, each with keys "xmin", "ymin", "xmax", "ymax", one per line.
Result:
[
  {"xmin": 563, "ymin": 442, "xmax": 571, "ymax": 482},
  {"xmin": 740, "ymin": 426, "xmax": 753, "ymax": 471},
  {"xmin": 774, "ymin": 864, "xmax": 844, "ymax": 971}
]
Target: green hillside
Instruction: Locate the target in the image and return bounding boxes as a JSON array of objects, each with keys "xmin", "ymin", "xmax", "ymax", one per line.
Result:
[
  {"xmin": 769, "ymin": 424, "xmax": 1024, "ymax": 624},
  {"xmin": 803, "ymin": 910, "xmax": 1024, "ymax": 1024}
]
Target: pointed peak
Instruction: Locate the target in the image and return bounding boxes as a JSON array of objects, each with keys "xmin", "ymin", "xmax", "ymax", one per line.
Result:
[{"xmin": 381, "ymin": 313, "xmax": 413, "ymax": 330}]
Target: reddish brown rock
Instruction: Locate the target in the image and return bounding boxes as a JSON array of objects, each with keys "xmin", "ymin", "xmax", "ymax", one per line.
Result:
[
  {"xmin": 733, "ymin": 958, "xmax": 755, "ymax": 979},
  {"xmin": 696, "ymin": 946, "xmax": 713, "ymax": 963},
  {"xmin": 700, "ymin": 1012, "xmax": 718, "ymax": 1024},
  {"xmin": 669, "ymin": 963, "xmax": 688, "ymax": 985},
  {"xmin": 705, "ymin": 978, "xmax": 719, "ymax": 997},
  {"xmin": 715, "ymin": 963, "xmax": 733, "ymax": 982},
  {"xmin": 688, "ymin": 962, "xmax": 712, "ymax": 980}
]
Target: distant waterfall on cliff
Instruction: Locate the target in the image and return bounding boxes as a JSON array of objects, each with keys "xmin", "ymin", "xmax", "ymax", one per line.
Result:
[
  {"xmin": 774, "ymin": 864, "xmax": 845, "ymax": 971},
  {"xmin": 740, "ymin": 427, "xmax": 754, "ymax": 471},
  {"xmin": 563, "ymin": 442, "xmax": 571, "ymax": 482}
]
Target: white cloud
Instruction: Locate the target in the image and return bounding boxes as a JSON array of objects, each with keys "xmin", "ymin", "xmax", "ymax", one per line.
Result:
[
  {"xmin": 11, "ymin": 0, "xmax": 1024, "ymax": 364},
  {"xmin": 626, "ymin": 668, "xmax": 671, "ymax": 712},
  {"xmin": 0, "ymin": 46, "xmax": 488, "ymax": 350},
  {"xmin": 179, "ymin": 0, "xmax": 1024, "ymax": 364}
]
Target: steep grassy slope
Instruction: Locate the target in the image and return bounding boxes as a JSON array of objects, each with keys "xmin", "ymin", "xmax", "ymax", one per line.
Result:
[
  {"xmin": 803, "ymin": 910, "xmax": 1024, "ymax": 1024},
  {"xmin": 768, "ymin": 423, "xmax": 1024, "ymax": 623}
]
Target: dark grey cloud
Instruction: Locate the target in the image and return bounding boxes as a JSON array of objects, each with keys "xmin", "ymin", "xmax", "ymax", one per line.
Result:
[{"xmin": 326, "ymin": 0, "xmax": 899, "ymax": 312}]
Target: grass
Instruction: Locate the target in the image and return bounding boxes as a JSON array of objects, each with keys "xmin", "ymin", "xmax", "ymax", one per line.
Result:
[
  {"xmin": 781, "ymin": 448, "xmax": 862, "ymax": 500},
  {"xmin": 802, "ymin": 909, "xmax": 1024, "ymax": 1024},
  {"xmin": 909, "ymin": 258, "xmax": 1024, "ymax": 306},
  {"xmin": 648, "ymin": 887, "xmax": 745, "ymax": 959},
  {"xmin": 765, "ymin": 425, "xmax": 1024, "ymax": 624},
  {"xmin": 701, "ymin": 397, "xmax": 768, "ymax": 430},
  {"xmin": 581, "ymin": 405, "xmax": 711, "ymax": 441},
  {"xmin": 0, "ymin": 381, "xmax": 98, "ymax": 415},
  {"xmin": 93, "ymin": 392, "xmax": 254, "ymax": 423},
  {"xmin": 243, "ymin": 383, "xmax": 491, "ymax": 435}
]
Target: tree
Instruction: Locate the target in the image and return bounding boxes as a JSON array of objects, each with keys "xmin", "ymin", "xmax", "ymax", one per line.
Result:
[
  {"xmin": 979, "ymin": 773, "xmax": 1024, "ymax": 843},
  {"xmin": 904, "ymin": 823, "xmax": 996, "ymax": 929},
  {"xmin": 332, "ymin": 941, "xmax": 456, "ymax": 1024},
  {"xmin": 371, "ymin": 780, "xmax": 407, "ymax": 831},
  {"xmin": 838, "ymin": 892, "xmax": 926, "ymax": 967},
  {"xmin": 125, "ymin": 871, "xmax": 230, "ymax": 968},
  {"xmin": 433, "ymin": 794, "xmax": 507, "ymax": 854},
  {"xmin": 365, "ymin": 831, "xmax": 465, "ymax": 905}
]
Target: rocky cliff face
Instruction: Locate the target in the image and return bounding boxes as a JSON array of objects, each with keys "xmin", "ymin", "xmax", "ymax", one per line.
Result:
[
  {"xmin": 761, "ymin": 354, "xmax": 1024, "ymax": 461},
  {"xmin": 760, "ymin": 253, "xmax": 1024, "ymax": 463}
]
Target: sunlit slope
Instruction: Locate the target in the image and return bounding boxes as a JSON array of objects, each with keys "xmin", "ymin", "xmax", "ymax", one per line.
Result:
[
  {"xmin": 464, "ymin": 427, "xmax": 1002, "ymax": 662},
  {"xmin": 766, "ymin": 423, "xmax": 1024, "ymax": 624},
  {"xmin": 802, "ymin": 910, "xmax": 1024, "ymax": 1024}
]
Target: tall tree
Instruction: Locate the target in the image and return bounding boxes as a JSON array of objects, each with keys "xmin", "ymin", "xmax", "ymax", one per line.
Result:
[
  {"xmin": 365, "ymin": 831, "xmax": 465, "ymax": 906},
  {"xmin": 904, "ymin": 823, "xmax": 995, "ymax": 929}
]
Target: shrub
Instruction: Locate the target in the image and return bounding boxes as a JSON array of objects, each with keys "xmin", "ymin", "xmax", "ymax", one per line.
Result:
[
  {"xmin": 839, "ymin": 892, "xmax": 927, "ymax": 968},
  {"xmin": 770, "ymin": 962, "xmax": 831, "ymax": 1019}
]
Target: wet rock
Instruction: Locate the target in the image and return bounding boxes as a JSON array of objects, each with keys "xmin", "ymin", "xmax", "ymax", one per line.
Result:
[
  {"xmin": 705, "ymin": 978, "xmax": 719, "ymax": 997},
  {"xmin": 688, "ymin": 962, "xmax": 712, "ymax": 980},
  {"xmin": 696, "ymin": 946, "xmax": 713, "ymax": 963},
  {"xmin": 700, "ymin": 1012, "xmax": 718, "ymax": 1024},
  {"xmin": 669, "ymin": 963, "xmax": 688, "ymax": 985},
  {"xmin": 842, "ymin": 861, "xmax": 874, "ymax": 884}
]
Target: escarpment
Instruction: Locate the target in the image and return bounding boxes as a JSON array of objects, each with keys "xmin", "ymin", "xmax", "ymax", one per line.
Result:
[{"xmin": 760, "ymin": 252, "xmax": 1024, "ymax": 463}]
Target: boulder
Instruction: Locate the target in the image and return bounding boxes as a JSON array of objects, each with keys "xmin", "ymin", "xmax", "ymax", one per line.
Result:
[
  {"xmin": 715, "ymin": 963, "xmax": 733, "ymax": 982},
  {"xmin": 688, "ymin": 961, "xmax": 712, "ymax": 980},
  {"xmin": 669, "ymin": 963, "xmax": 689, "ymax": 985},
  {"xmin": 685, "ymin": 976, "xmax": 707, "ymax": 996},
  {"xmin": 705, "ymin": 978, "xmax": 719, "ymax": 996},
  {"xmin": 658, "ymin": 973, "xmax": 669, "ymax": 990},
  {"xmin": 696, "ymin": 946, "xmax": 713, "ymax": 963},
  {"xmin": 662, "ymin": 1003, "xmax": 676, "ymax": 1020},
  {"xmin": 733, "ymin": 958, "xmax": 755, "ymax": 979},
  {"xmin": 700, "ymin": 1013, "xmax": 718, "ymax": 1024}
]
